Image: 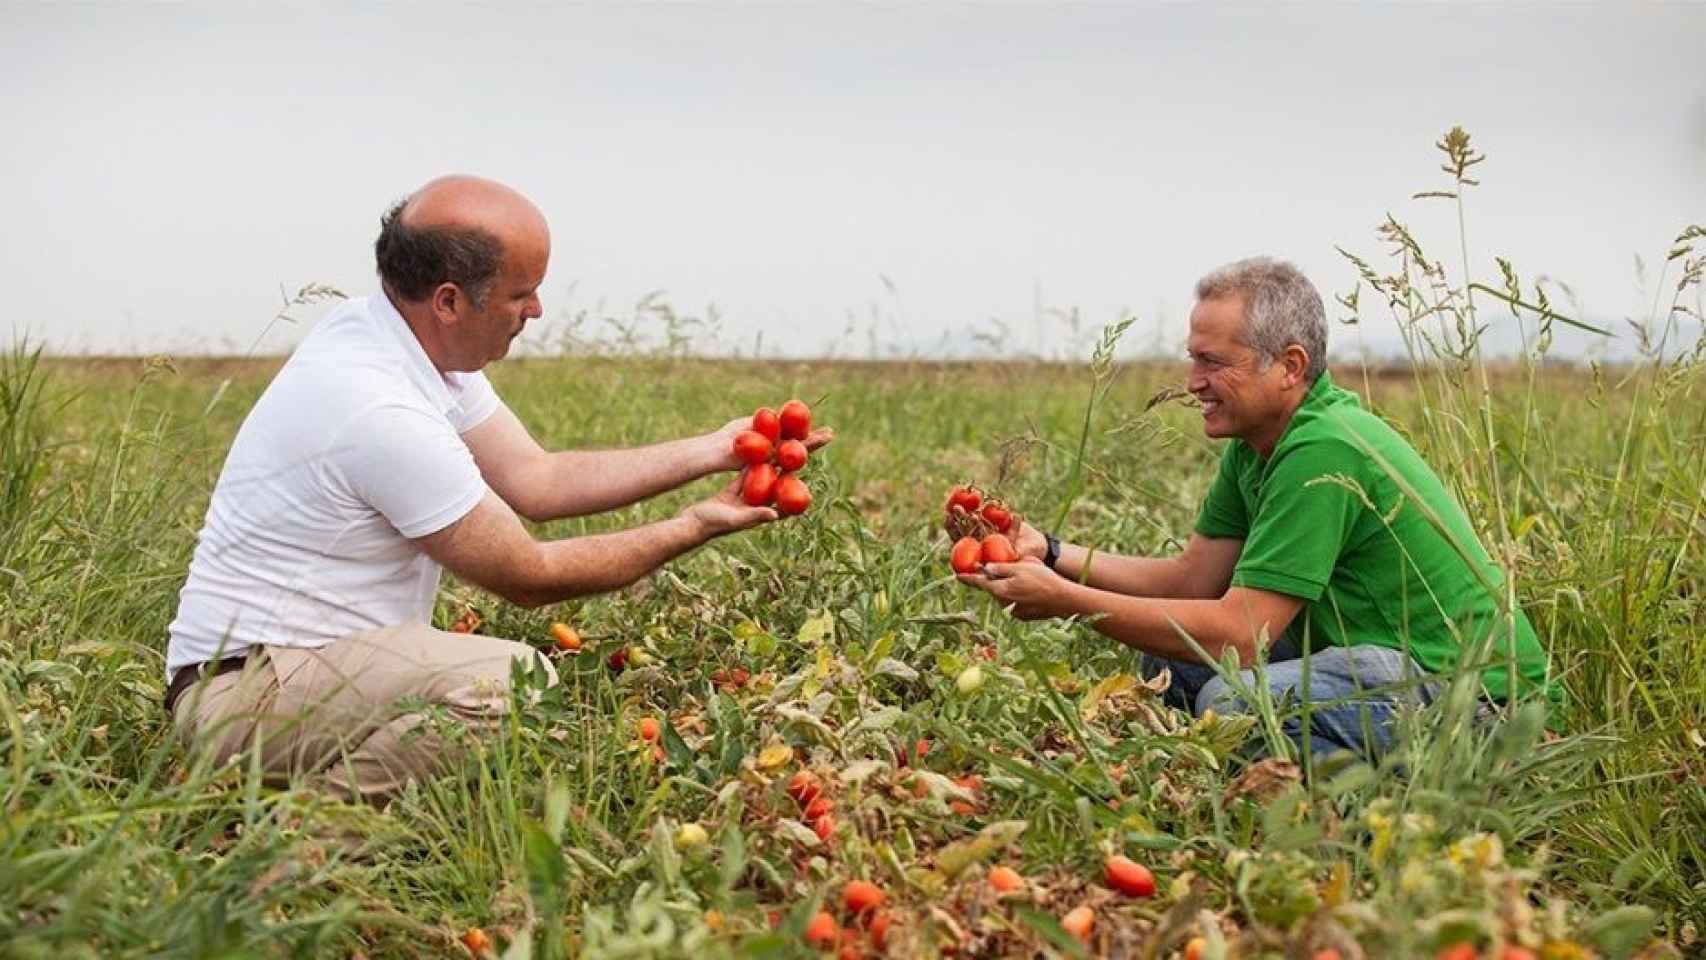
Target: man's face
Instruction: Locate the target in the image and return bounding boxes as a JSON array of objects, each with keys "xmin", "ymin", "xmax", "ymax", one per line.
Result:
[
  {"xmin": 1185, "ymin": 295, "xmax": 1292, "ymax": 449},
  {"xmin": 459, "ymin": 228, "xmax": 548, "ymax": 369}
]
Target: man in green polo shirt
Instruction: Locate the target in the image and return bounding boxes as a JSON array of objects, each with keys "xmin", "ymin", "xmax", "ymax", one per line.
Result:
[{"xmin": 958, "ymin": 257, "xmax": 1555, "ymax": 759}]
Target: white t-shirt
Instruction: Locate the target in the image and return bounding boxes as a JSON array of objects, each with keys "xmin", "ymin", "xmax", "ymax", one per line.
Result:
[{"xmin": 165, "ymin": 293, "xmax": 502, "ymax": 679}]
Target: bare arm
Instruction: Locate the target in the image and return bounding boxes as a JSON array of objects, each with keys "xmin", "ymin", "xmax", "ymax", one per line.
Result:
[
  {"xmin": 1010, "ymin": 522, "xmax": 1242, "ymax": 599},
  {"xmin": 463, "ymin": 407, "xmax": 834, "ymax": 523},
  {"xmin": 964, "ymin": 561, "xmax": 1302, "ymax": 667},
  {"xmin": 416, "ymin": 478, "xmax": 775, "ymax": 608},
  {"xmin": 1060, "ymin": 583, "xmax": 1302, "ymax": 666}
]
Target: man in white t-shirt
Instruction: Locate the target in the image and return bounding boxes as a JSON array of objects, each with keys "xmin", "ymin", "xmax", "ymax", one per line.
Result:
[{"xmin": 166, "ymin": 175, "xmax": 826, "ymax": 803}]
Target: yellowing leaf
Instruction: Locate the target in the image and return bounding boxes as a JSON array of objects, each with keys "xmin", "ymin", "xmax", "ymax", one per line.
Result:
[
  {"xmin": 1080, "ymin": 673, "xmax": 1137, "ymax": 722},
  {"xmin": 797, "ymin": 610, "xmax": 835, "ymax": 647},
  {"xmin": 756, "ymin": 743, "xmax": 794, "ymax": 771}
]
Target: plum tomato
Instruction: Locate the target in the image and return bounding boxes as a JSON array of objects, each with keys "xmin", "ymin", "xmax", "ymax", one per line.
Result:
[
  {"xmin": 950, "ymin": 536, "xmax": 983, "ymax": 574},
  {"xmin": 776, "ymin": 438, "xmax": 808, "ymax": 472},
  {"xmin": 774, "ymin": 474, "xmax": 812, "ymax": 515},
  {"xmin": 742, "ymin": 463, "xmax": 780, "ymax": 506},
  {"xmin": 779, "ymin": 400, "xmax": 811, "ymax": 441},
  {"xmin": 980, "ymin": 533, "xmax": 1019, "ymax": 565},
  {"xmin": 751, "ymin": 407, "xmax": 782, "ymax": 444},
  {"xmin": 732, "ymin": 430, "xmax": 773, "ymax": 465}
]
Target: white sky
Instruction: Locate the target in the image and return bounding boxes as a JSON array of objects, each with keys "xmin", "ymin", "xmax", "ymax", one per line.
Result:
[{"xmin": 3, "ymin": 2, "xmax": 1702, "ymax": 360}]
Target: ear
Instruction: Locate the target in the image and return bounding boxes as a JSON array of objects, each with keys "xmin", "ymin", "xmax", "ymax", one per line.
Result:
[
  {"xmin": 429, "ymin": 283, "xmax": 464, "ymax": 327},
  {"xmin": 1280, "ymin": 344, "xmax": 1310, "ymax": 388}
]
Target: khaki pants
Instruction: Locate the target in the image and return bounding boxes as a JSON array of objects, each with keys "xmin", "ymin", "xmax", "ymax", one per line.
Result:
[{"xmin": 172, "ymin": 622, "xmax": 559, "ymax": 803}]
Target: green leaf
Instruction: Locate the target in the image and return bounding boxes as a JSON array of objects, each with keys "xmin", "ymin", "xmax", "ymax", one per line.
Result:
[{"xmin": 1584, "ymin": 905, "xmax": 1655, "ymax": 958}]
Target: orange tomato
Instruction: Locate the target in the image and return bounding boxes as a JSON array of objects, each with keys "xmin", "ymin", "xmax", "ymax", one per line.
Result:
[
  {"xmin": 988, "ymin": 865, "xmax": 1024, "ymax": 893},
  {"xmin": 1061, "ymin": 905, "xmax": 1094, "ymax": 942},
  {"xmin": 549, "ymin": 621, "xmax": 581, "ymax": 651}
]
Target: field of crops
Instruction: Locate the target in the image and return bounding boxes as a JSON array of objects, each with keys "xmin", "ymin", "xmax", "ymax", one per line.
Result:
[{"xmin": 3, "ymin": 199, "xmax": 1704, "ymax": 956}]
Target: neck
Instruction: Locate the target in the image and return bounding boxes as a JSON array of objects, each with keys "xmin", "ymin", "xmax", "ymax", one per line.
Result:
[
  {"xmin": 384, "ymin": 286, "xmax": 456, "ymax": 374},
  {"xmin": 1249, "ymin": 388, "xmax": 1309, "ymax": 459}
]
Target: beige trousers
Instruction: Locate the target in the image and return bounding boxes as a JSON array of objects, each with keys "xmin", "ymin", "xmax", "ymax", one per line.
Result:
[{"xmin": 172, "ymin": 622, "xmax": 559, "ymax": 803}]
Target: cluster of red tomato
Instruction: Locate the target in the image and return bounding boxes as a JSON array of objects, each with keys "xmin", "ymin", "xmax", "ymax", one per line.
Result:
[
  {"xmin": 942, "ymin": 484, "xmax": 1022, "ymax": 574},
  {"xmin": 733, "ymin": 400, "xmax": 814, "ymax": 515}
]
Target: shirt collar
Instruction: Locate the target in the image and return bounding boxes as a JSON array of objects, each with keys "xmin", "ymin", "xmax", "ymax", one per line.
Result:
[{"xmin": 368, "ymin": 291, "xmax": 460, "ymax": 419}]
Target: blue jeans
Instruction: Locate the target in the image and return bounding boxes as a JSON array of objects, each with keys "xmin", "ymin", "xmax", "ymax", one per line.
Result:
[{"xmin": 1140, "ymin": 634, "xmax": 1437, "ymax": 761}]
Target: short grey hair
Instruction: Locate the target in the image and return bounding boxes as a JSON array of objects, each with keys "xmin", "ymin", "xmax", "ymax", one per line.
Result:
[{"xmin": 1195, "ymin": 257, "xmax": 1327, "ymax": 383}]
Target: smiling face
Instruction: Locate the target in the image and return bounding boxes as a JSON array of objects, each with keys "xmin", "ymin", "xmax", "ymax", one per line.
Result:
[{"xmin": 1186, "ymin": 294, "xmax": 1305, "ymax": 457}]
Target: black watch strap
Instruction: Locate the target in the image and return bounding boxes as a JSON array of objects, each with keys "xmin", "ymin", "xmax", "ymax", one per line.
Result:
[{"xmin": 1043, "ymin": 532, "xmax": 1061, "ymax": 570}]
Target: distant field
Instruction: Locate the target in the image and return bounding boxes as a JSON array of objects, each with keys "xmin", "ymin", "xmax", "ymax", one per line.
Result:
[{"xmin": 2, "ymin": 323, "xmax": 1702, "ymax": 958}]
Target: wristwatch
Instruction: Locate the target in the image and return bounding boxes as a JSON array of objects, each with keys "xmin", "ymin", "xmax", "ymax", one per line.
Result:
[{"xmin": 1042, "ymin": 532, "xmax": 1061, "ymax": 570}]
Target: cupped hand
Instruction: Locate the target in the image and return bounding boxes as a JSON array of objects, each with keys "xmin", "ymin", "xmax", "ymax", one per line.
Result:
[{"xmin": 684, "ymin": 475, "xmax": 779, "ymax": 537}]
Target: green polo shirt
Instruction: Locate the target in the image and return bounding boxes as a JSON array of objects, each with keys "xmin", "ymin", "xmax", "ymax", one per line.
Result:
[{"xmin": 1194, "ymin": 372, "xmax": 1557, "ymax": 705}]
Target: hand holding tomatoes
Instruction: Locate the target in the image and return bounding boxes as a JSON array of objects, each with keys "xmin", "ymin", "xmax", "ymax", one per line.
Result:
[
  {"xmin": 716, "ymin": 403, "xmax": 834, "ymax": 472},
  {"xmin": 957, "ymin": 556, "xmax": 1070, "ymax": 620},
  {"xmin": 720, "ymin": 401, "xmax": 831, "ymax": 518},
  {"xmin": 684, "ymin": 474, "xmax": 781, "ymax": 537},
  {"xmin": 942, "ymin": 483, "xmax": 1024, "ymax": 542}
]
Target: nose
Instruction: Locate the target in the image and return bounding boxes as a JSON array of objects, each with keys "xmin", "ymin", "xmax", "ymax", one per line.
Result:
[{"xmin": 525, "ymin": 293, "xmax": 543, "ymax": 320}]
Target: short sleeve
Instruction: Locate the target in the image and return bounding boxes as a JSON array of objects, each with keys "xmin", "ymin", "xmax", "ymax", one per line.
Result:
[
  {"xmin": 446, "ymin": 370, "xmax": 502, "ymax": 433},
  {"xmin": 1230, "ymin": 438, "xmax": 1365, "ymax": 600},
  {"xmin": 332, "ymin": 403, "xmax": 488, "ymax": 538},
  {"xmin": 1194, "ymin": 444, "xmax": 1250, "ymax": 539}
]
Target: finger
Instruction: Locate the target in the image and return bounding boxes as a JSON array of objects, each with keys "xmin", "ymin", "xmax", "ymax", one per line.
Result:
[
  {"xmin": 983, "ymin": 562, "xmax": 1019, "ymax": 579},
  {"xmin": 803, "ymin": 428, "xmax": 835, "ymax": 451}
]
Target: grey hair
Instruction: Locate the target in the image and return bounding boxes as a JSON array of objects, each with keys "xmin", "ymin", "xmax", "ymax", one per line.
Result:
[{"xmin": 1195, "ymin": 257, "xmax": 1327, "ymax": 383}]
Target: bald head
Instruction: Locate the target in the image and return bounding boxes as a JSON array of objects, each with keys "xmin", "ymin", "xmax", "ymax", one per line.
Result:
[
  {"xmin": 400, "ymin": 175, "xmax": 548, "ymax": 246},
  {"xmin": 375, "ymin": 175, "xmax": 549, "ymax": 307}
]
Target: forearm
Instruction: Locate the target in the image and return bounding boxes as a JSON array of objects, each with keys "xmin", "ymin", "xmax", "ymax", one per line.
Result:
[
  {"xmin": 525, "ymin": 436, "xmax": 724, "ymax": 520},
  {"xmin": 1053, "ymin": 544, "xmax": 1216, "ymax": 598},
  {"xmin": 1055, "ymin": 583, "xmax": 1266, "ymax": 666},
  {"xmin": 508, "ymin": 514, "xmax": 711, "ymax": 606}
]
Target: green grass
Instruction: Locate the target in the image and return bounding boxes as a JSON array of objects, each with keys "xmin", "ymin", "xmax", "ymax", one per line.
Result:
[{"xmin": 2, "ymin": 131, "xmax": 1702, "ymax": 958}]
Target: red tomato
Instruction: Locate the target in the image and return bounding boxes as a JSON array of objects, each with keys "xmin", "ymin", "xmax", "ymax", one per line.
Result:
[
  {"xmin": 813, "ymin": 813, "xmax": 836, "ymax": 841},
  {"xmin": 776, "ymin": 438, "xmax": 808, "ymax": 472},
  {"xmin": 867, "ymin": 912, "xmax": 891, "ymax": 949},
  {"xmin": 804, "ymin": 794, "xmax": 834, "ymax": 822},
  {"xmin": 752, "ymin": 407, "xmax": 782, "ymax": 444},
  {"xmin": 742, "ymin": 463, "xmax": 779, "ymax": 506},
  {"xmin": 842, "ymin": 880, "xmax": 886, "ymax": 916},
  {"xmin": 779, "ymin": 400, "xmax": 811, "ymax": 441},
  {"xmin": 1435, "ymin": 945, "xmax": 1478, "ymax": 960},
  {"xmin": 980, "ymin": 501, "xmax": 1013, "ymax": 533},
  {"xmin": 945, "ymin": 485, "xmax": 982, "ymax": 514},
  {"xmin": 1104, "ymin": 855, "xmax": 1155, "ymax": 897},
  {"xmin": 980, "ymin": 533, "xmax": 1019, "ymax": 565},
  {"xmin": 787, "ymin": 770, "xmax": 822, "ymax": 807},
  {"xmin": 804, "ymin": 911, "xmax": 838, "ymax": 948},
  {"xmin": 950, "ymin": 536, "xmax": 982, "ymax": 574},
  {"xmin": 775, "ymin": 474, "xmax": 812, "ymax": 515},
  {"xmin": 607, "ymin": 647, "xmax": 628, "ymax": 672},
  {"xmin": 732, "ymin": 430, "xmax": 773, "ymax": 465}
]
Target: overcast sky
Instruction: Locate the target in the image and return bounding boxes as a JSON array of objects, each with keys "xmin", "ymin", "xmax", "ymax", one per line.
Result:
[{"xmin": 3, "ymin": 2, "xmax": 1702, "ymax": 361}]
